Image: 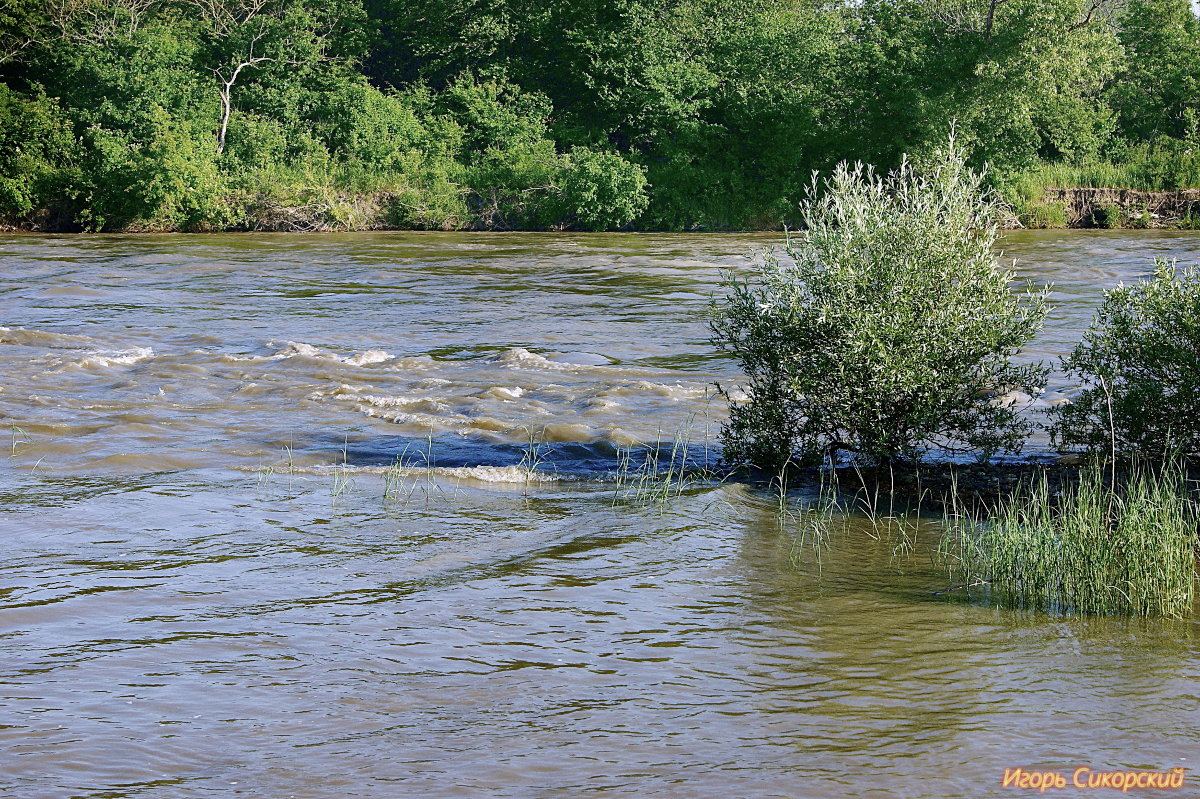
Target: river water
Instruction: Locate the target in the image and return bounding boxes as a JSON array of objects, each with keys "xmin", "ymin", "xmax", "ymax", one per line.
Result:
[{"xmin": 1, "ymin": 231, "xmax": 1198, "ymax": 798}]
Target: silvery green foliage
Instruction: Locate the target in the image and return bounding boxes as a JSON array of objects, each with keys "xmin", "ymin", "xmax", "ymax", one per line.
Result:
[
  {"xmin": 711, "ymin": 145, "xmax": 1049, "ymax": 468},
  {"xmin": 1052, "ymin": 260, "xmax": 1200, "ymax": 458}
]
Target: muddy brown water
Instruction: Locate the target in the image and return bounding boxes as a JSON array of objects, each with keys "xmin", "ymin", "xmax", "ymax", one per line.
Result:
[{"xmin": 1, "ymin": 231, "xmax": 1198, "ymax": 798}]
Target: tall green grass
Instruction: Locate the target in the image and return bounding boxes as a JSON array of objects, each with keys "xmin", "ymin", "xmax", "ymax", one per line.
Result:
[
  {"xmin": 1002, "ymin": 143, "xmax": 1200, "ymax": 227},
  {"xmin": 941, "ymin": 465, "xmax": 1198, "ymax": 617},
  {"xmin": 781, "ymin": 465, "xmax": 927, "ymax": 565},
  {"xmin": 612, "ymin": 422, "xmax": 715, "ymax": 507},
  {"xmin": 1015, "ymin": 142, "xmax": 1200, "ymax": 193}
]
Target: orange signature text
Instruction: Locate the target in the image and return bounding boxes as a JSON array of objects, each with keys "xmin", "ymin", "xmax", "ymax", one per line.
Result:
[{"xmin": 1001, "ymin": 767, "xmax": 1187, "ymax": 792}]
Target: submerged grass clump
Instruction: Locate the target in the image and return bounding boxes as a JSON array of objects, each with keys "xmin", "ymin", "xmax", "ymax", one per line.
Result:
[
  {"xmin": 942, "ymin": 465, "xmax": 1198, "ymax": 617},
  {"xmin": 611, "ymin": 416, "xmax": 723, "ymax": 507},
  {"xmin": 781, "ymin": 464, "xmax": 929, "ymax": 566},
  {"xmin": 612, "ymin": 434, "xmax": 701, "ymax": 507}
]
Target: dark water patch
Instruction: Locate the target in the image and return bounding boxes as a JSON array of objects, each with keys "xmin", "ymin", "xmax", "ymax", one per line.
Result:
[{"xmin": 306, "ymin": 431, "xmax": 720, "ymax": 478}]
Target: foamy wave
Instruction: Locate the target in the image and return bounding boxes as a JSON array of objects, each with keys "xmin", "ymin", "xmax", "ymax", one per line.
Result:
[
  {"xmin": 992, "ymin": 390, "xmax": 1037, "ymax": 409},
  {"xmin": 582, "ymin": 397, "xmax": 622, "ymax": 413},
  {"xmin": 436, "ymin": 465, "xmax": 561, "ymax": 483},
  {"xmin": 268, "ymin": 340, "xmax": 396, "ymax": 367},
  {"xmin": 480, "ymin": 386, "xmax": 525, "ymax": 400},
  {"xmin": 597, "ymin": 380, "xmax": 712, "ymax": 401},
  {"xmin": 494, "ymin": 347, "xmax": 574, "ymax": 371},
  {"xmin": 77, "ymin": 347, "xmax": 155, "ymax": 368},
  {"xmin": 312, "ymin": 385, "xmax": 439, "ymax": 410},
  {"xmin": 538, "ymin": 422, "xmax": 599, "ymax": 442},
  {"xmin": 347, "ymin": 392, "xmax": 448, "ymax": 414},
  {"xmin": 272, "ymin": 341, "xmax": 324, "ymax": 359},
  {"xmin": 345, "ymin": 350, "xmax": 392, "ymax": 366},
  {"xmin": 314, "ymin": 385, "xmax": 480, "ymax": 431},
  {"xmin": 252, "ymin": 463, "xmax": 562, "ymax": 484}
]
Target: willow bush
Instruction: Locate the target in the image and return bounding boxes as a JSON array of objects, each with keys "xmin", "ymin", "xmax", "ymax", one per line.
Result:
[
  {"xmin": 710, "ymin": 144, "xmax": 1049, "ymax": 469},
  {"xmin": 1052, "ymin": 260, "xmax": 1200, "ymax": 458}
]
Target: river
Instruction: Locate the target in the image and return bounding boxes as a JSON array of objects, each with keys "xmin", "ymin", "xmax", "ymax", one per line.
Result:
[{"xmin": 1, "ymin": 231, "xmax": 1198, "ymax": 798}]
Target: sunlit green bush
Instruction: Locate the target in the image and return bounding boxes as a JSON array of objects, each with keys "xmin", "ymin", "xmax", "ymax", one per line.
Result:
[
  {"xmin": 557, "ymin": 146, "xmax": 648, "ymax": 231},
  {"xmin": 1052, "ymin": 260, "xmax": 1200, "ymax": 458},
  {"xmin": 711, "ymin": 144, "xmax": 1049, "ymax": 469},
  {"xmin": 75, "ymin": 108, "xmax": 232, "ymax": 232},
  {"xmin": 0, "ymin": 86, "xmax": 78, "ymax": 222}
]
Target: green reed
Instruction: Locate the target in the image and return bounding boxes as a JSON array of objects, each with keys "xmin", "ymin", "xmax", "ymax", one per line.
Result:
[
  {"xmin": 381, "ymin": 431, "xmax": 460, "ymax": 506},
  {"xmin": 782, "ymin": 463, "xmax": 927, "ymax": 565},
  {"xmin": 780, "ymin": 464, "xmax": 838, "ymax": 563},
  {"xmin": 612, "ymin": 416, "xmax": 720, "ymax": 507},
  {"xmin": 330, "ymin": 437, "xmax": 356, "ymax": 501},
  {"xmin": 941, "ymin": 464, "xmax": 1198, "ymax": 617},
  {"xmin": 518, "ymin": 426, "xmax": 552, "ymax": 497},
  {"xmin": 9, "ymin": 423, "xmax": 31, "ymax": 457}
]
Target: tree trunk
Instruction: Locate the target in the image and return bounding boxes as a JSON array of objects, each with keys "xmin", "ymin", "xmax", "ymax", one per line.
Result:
[{"xmin": 217, "ymin": 82, "xmax": 233, "ymax": 154}]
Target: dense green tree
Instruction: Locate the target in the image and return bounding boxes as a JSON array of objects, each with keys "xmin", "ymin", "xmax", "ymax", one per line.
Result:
[
  {"xmin": 0, "ymin": 0, "xmax": 1197, "ymax": 231},
  {"xmin": 838, "ymin": 0, "xmax": 1120, "ymax": 174},
  {"xmin": 0, "ymin": 0, "xmax": 46, "ymax": 68},
  {"xmin": 0, "ymin": 85, "xmax": 78, "ymax": 222},
  {"xmin": 181, "ymin": 0, "xmax": 367, "ymax": 152},
  {"xmin": 1110, "ymin": 0, "xmax": 1200, "ymax": 140}
]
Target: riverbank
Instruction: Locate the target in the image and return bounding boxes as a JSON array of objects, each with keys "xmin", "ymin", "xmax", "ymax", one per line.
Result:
[
  {"xmin": 1018, "ymin": 187, "xmax": 1200, "ymax": 230},
  {"xmin": 7, "ymin": 186, "xmax": 1200, "ymax": 234}
]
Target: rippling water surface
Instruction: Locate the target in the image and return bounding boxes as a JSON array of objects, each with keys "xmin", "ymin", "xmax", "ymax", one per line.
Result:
[{"xmin": 2, "ymin": 231, "xmax": 1198, "ymax": 798}]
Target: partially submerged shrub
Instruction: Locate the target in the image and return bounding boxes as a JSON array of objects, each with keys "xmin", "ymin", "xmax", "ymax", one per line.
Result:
[
  {"xmin": 711, "ymin": 144, "xmax": 1048, "ymax": 469},
  {"xmin": 942, "ymin": 465, "xmax": 1198, "ymax": 617},
  {"xmin": 1052, "ymin": 260, "xmax": 1200, "ymax": 458}
]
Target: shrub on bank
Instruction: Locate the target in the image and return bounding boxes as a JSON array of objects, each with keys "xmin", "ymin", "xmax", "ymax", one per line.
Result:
[
  {"xmin": 557, "ymin": 147, "xmax": 648, "ymax": 231},
  {"xmin": 998, "ymin": 173, "xmax": 1069, "ymax": 228},
  {"xmin": 710, "ymin": 144, "xmax": 1049, "ymax": 469},
  {"xmin": 1020, "ymin": 200, "xmax": 1069, "ymax": 229},
  {"xmin": 0, "ymin": 86, "xmax": 79, "ymax": 223},
  {"xmin": 1052, "ymin": 260, "xmax": 1200, "ymax": 458},
  {"xmin": 1010, "ymin": 138, "xmax": 1200, "ymax": 196}
]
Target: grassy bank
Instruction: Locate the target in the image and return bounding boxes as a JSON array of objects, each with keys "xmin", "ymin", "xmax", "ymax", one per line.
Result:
[
  {"xmin": 7, "ymin": 166, "xmax": 1199, "ymax": 234},
  {"xmin": 1003, "ymin": 146, "xmax": 1200, "ymax": 229}
]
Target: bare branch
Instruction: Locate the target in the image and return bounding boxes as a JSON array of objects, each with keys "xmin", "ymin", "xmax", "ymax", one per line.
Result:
[
  {"xmin": 184, "ymin": 0, "xmax": 273, "ymax": 36},
  {"xmin": 46, "ymin": 0, "xmax": 161, "ymax": 44},
  {"xmin": 0, "ymin": 36, "xmax": 35, "ymax": 65},
  {"xmin": 1069, "ymin": 0, "xmax": 1114, "ymax": 31}
]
